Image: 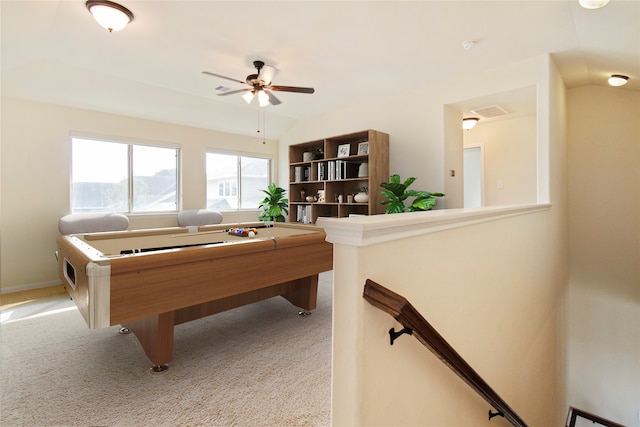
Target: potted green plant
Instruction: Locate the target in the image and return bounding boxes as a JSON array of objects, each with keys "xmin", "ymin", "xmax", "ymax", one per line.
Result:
[
  {"xmin": 258, "ymin": 183, "xmax": 289, "ymax": 222},
  {"xmin": 380, "ymin": 174, "xmax": 444, "ymax": 214}
]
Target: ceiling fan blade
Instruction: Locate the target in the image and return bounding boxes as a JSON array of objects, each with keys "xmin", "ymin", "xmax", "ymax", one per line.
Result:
[
  {"xmin": 202, "ymin": 71, "xmax": 247, "ymax": 85},
  {"xmin": 265, "ymin": 90, "xmax": 281, "ymax": 105},
  {"xmin": 258, "ymin": 65, "xmax": 278, "ymax": 86},
  {"xmin": 218, "ymin": 88, "xmax": 251, "ymax": 96},
  {"xmin": 270, "ymin": 85, "xmax": 315, "ymax": 94}
]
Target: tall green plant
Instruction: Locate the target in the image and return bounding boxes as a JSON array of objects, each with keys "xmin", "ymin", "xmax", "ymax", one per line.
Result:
[
  {"xmin": 380, "ymin": 174, "xmax": 444, "ymax": 214},
  {"xmin": 258, "ymin": 183, "xmax": 289, "ymax": 222}
]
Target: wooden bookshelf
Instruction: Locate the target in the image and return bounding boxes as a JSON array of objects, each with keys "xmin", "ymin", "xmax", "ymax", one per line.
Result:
[{"xmin": 288, "ymin": 129, "xmax": 389, "ymax": 224}]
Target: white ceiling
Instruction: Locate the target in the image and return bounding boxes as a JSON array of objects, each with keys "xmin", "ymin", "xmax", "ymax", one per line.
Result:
[{"xmin": 2, "ymin": 1, "xmax": 638, "ymax": 139}]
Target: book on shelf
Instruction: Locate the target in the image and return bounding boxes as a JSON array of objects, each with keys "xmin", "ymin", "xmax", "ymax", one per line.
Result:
[
  {"xmin": 295, "ymin": 165, "xmax": 311, "ymax": 182},
  {"xmin": 317, "ymin": 162, "xmax": 327, "ymax": 181},
  {"xmin": 328, "ymin": 161, "xmax": 336, "ymax": 180},
  {"xmin": 336, "ymin": 160, "xmax": 346, "ymax": 179},
  {"xmin": 297, "ymin": 205, "xmax": 312, "ymax": 224},
  {"xmin": 335, "ymin": 160, "xmax": 360, "ymax": 179}
]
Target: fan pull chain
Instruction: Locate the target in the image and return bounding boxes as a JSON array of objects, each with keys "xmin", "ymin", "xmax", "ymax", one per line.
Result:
[
  {"xmin": 262, "ymin": 109, "xmax": 266, "ymax": 144},
  {"xmin": 256, "ymin": 108, "xmax": 261, "ymax": 136},
  {"xmin": 256, "ymin": 107, "xmax": 266, "ymax": 144}
]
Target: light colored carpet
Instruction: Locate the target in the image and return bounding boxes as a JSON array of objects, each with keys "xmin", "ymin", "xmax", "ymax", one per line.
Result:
[{"xmin": 0, "ymin": 272, "xmax": 333, "ymax": 427}]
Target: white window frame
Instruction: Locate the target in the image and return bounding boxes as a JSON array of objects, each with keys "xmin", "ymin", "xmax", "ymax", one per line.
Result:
[
  {"xmin": 206, "ymin": 149, "xmax": 272, "ymax": 211},
  {"xmin": 70, "ymin": 135, "xmax": 182, "ymax": 214}
]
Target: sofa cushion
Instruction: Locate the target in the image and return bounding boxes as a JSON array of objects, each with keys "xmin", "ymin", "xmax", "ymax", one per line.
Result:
[
  {"xmin": 58, "ymin": 213, "xmax": 129, "ymax": 235},
  {"xmin": 177, "ymin": 209, "xmax": 223, "ymax": 227}
]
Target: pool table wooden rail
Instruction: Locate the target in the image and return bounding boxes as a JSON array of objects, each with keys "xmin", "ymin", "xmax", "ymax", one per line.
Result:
[
  {"xmin": 56, "ymin": 222, "xmax": 333, "ymax": 369},
  {"xmin": 107, "ymin": 232, "xmax": 331, "ymax": 325}
]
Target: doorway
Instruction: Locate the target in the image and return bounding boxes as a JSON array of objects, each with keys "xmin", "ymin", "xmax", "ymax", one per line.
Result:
[{"xmin": 464, "ymin": 145, "xmax": 484, "ymax": 208}]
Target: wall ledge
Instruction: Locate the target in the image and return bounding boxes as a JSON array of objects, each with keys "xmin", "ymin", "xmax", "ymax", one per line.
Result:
[{"xmin": 317, "ymin": 204, "xmax": 551, "ymax": 247}]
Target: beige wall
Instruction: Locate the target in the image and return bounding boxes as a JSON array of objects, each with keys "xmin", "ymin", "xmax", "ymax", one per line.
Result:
[
  {"xmin": 464, "ymin": 115, "xmax": 537, "ymax": 206},
  {"xmin": 567, "ymin": 85, "xmax": 640, "ymax": 426},
  {"xmin": 279, "ymin": 55, "xmax": 552, "ymax": 210},
  {"xmin": 312, "ymin": 54, "xmax": 570, "ymax": 426},
  {"xmin": 0, "ymin": 98, "xmax": 277, "ymax": 292}
]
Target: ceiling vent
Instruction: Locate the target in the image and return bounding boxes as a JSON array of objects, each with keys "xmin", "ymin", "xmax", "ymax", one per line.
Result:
[{"xmin": 471, "ymin": 104, "xmax": 509, "ymax": 119}]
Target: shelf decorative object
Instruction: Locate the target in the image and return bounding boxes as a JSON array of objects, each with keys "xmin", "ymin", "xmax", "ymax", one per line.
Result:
[
  {"xmin": 288, "ymin": 129, "xmax": 389, "ymax": 224},
  {"xmin": 337, "ymin": 143, "xmax": 351, "ymax": 157},
  {"xmin": 354, "ymin": 192, "xmax": 369, "ymax": 203},
  {"xmin": 358, "ymin": 162, "xmax": 368, "ymax": 177}
]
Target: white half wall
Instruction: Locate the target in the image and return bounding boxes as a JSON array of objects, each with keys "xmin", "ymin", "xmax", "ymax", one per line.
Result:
[{"xmin": 321, "ymin": 204, "xmax": 567, "ymax": 426}]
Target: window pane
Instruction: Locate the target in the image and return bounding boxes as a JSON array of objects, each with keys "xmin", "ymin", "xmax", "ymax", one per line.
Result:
[
  {"xmin": 72, "ymin": 139, "xmax": 128, "ymax": 212},
  {"xmin": 206, "ymin": 153, "xmax": 238, "ymax": 210},
  {"xmin": 240, "ymin": 156, "xmax": 269, "ymax": 209},
  {"xmin": 132, "ymin": 145, "xmax": 178, "ymax": 212},
  {"xmin": 206, "ymin": 153, "xmax": 270, "ymax": 210}
]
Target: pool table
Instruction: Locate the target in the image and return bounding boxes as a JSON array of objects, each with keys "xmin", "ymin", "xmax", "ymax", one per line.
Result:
[{"xmin": 56, "ymin": 222, "xmax": 333, "ymax": 372}]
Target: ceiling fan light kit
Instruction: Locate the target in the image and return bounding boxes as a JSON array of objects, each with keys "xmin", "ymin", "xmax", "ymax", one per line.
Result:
[
  {"xmin": 86, "ymin": 0, "xmax": 134, "ymax": 32},
  {"xmin": 257, "ymin": 90, "xmax": 270, "ymax": 107},
  {"xmin": 203, "ymin": 60, "xmax": 315, "ymax": 107},
  {"xmin": 242, "ymin": 91, "xmax": 254, "ymax": 104}
]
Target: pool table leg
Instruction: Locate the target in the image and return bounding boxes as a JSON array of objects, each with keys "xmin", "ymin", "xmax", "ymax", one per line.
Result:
[
  {"xmin": 119, "ymin": 275, "xmax": 319, "ymax": 371},
  {"xmin": 280, "ymin": 275, "xmax": 318, "ymax": 311},
  {"xmin": 121, "ymin": 311, "xmax": 175, "ymax": 373}
]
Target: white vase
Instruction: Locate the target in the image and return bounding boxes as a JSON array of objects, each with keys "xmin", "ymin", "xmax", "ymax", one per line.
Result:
[
  {"xmin": 358, "ymin": 163, "xmax": 368, "ymax": 177},
  {"xmin": 354, "ymin": 192, "xmax": 368, "ymax": 203}
]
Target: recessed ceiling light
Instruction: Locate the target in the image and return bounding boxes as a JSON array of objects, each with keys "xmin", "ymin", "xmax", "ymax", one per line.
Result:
[
  {"xmin": 578, "ymin": 0, "xmax": 610, "ymax": 9},
  {"xmin": 608, "ymin": 74, "xmax": 629, "ymax": 87}
]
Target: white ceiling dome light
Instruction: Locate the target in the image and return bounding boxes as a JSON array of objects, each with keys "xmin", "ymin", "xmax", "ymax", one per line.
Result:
[
  {"xmin": 86, "ymin": 1, "xmax": 134, "ymax": 32},
  {"xmin": 578, "ymin": 0, "xmax": 610, "ymax": 9},
  {"xmin": 608, "ymin": 74, "xmax": 629, "ymax": 87},
  {"xmin": 462, "ymin": 117, "xmax": 479, "ymax": 130}
]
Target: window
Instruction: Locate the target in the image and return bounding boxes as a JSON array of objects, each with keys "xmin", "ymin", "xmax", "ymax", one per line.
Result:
[
  {"xmin": 72, "ymin": 138, "xmax": 179, "ymax": 213},
  {"xmin": 206, "ymin": 152, "xmax": 270, "ymax": 210}
]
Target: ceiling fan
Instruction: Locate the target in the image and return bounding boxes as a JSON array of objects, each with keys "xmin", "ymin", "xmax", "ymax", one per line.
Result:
[{"xmin": 203, "ymin": 60, "xmax": 314, "ymax": 106}]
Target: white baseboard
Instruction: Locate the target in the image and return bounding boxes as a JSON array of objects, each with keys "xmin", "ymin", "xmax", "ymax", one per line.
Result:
[{"xmin": 1, "ymin": 280, "xmax": 63, "ymax": 295}]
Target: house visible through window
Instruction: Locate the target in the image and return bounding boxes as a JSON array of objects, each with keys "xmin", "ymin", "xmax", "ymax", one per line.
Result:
[
  {"xmin": 71, "ymin": 138, "xmax": 179, "ymax": 213},
  {"xmin": 218, "ymin": 181, "xmax": 237, "ymax": 197},
  {"xmin": 206, "ymin": 152, "xmax": 270, "ymax": 210}
]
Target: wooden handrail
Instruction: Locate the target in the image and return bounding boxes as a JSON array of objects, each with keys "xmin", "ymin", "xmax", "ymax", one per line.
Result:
[
  {"xmin": 566, "ymin": 407, "xmax": 626, "ymax": 427},
  {"xmin": 363, "ymin": 279, "xmax": 527, "ymax": 427}
]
